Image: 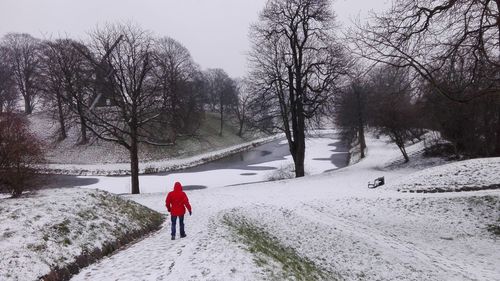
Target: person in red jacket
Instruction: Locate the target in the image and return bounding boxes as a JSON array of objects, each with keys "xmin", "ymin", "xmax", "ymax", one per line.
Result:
[{"xmin": 165, "ymin": 182, "xmax": 192, "ymax": 240}]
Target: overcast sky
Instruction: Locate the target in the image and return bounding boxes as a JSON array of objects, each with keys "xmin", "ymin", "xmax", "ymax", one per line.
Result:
[{"xmin": 0, "ymin": 0, "xmax": 390, "ymax": 77}]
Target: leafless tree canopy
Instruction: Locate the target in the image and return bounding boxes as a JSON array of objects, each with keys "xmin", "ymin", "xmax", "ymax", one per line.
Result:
[
  {"xmin": 40, "ymin": 39, "xmax": 94, "ymax": 142},
  {"xmin": 353, "ymin": 0, "xmax": 500, "ymax": 100},
  {"xmin": 73, "ymin": 23, "xmax": 167, "ymax": 194},
  {"xmin": 351, "ymin": 0, "xmax": 500, "ymax": 156},
  {"xmin": 0, "ymin": 47, "xmax": 17, "ymax": 113},
  {"xmin": 152, "ymin": 37, "xmax": 203, "ymax": 141},
  {"xmin": 249, "ymin": 0, "xmax": 348, "ymax": 177},
  {"xmin": 205, "ymin": 68, "xmax": 237, "ymax": 136},
  {"xmin": 334, "ymin": 76, "xmax": 368, "ymax": 159},
  {"xmin": 1, "ymin": 33, "xmax": 42, "ymax": 114}
]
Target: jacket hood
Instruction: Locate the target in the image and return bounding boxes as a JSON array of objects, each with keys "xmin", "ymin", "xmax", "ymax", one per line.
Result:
[{"xmin": 173, "ymin": 182, "xmax": 183, "ymax": 192}]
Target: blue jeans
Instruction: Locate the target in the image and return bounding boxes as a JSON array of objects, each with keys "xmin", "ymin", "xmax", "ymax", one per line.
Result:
[{"xmin": 171, "ymin": 216, "xmax": 185, "ymax": 237}]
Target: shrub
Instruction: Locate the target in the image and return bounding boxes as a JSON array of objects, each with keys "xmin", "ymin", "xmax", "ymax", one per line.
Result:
[
  {"xmin": 0, "ymin": 112, "xmax": 44, "ymax": 197},
  {"xmin": 267, "ymin": 164, "xmax": 296, "ymax": 181}
]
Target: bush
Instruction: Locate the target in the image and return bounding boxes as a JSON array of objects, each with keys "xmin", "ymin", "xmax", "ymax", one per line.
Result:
[
  {"xmin": 0, "ymin": 113, "xmax": 44, "ymax": 197},
  {"xmin": 267, "ymin": 164, "xmax": 297, "ymax": 181}
]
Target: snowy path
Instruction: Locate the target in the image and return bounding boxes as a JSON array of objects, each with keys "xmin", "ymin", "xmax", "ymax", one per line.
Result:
[{"xmin": 71, "ymin": 136, "xmax": 500, "ymax": 281}]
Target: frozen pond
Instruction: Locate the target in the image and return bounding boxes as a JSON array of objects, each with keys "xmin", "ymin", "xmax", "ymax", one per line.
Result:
[{"xmin": 48, "ymin": 133, "xmax": 349, "ymax": 194}]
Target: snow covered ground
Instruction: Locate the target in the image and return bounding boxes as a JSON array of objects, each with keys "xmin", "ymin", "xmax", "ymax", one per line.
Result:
[
  {"xmin": 65, "ymin": 135, "xmax": 500, "ymax": 281},
  {"xmin": 0, "ymin": 189, "xmax": 163, "ymax": 281},
  {"xmin": 385, "ymin": 157, "xmax": 500, "ymax": 192}
]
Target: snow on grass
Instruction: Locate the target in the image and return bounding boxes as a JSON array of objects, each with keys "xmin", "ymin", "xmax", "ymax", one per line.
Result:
[
  {"xmin": 385, "ymin": 157, "xmax": 500, "ymax": 192},
  {"xmin": 224, "ymin": 194, "xmax": 500, "ymax": 281},
  {"xmin": 0, "ymin": 188, "xmax": 164, "ymax": 281},
  {"xmin": 222, "ymin": 211, "xmax": 334, "ymax": 281},
  {"xmin": 28, "ymin": 111, "xmax": 271, "ymax": 166}
]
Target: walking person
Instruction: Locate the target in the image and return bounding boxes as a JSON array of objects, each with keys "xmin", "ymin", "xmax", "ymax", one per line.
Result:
[{"xmin": 165, "ymin": 181, "xmax": 192, "ymax": 240}]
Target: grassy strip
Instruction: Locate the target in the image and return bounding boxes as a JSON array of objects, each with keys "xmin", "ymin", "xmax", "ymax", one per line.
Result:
[{"xmin": 223, "ymin": 214, "xmax": 334, "ymax": 281}]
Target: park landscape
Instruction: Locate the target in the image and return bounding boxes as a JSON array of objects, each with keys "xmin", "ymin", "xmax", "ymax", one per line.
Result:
[{"xmin": 0, "ymin": 0, "xmax": 499, "ymax": 280}]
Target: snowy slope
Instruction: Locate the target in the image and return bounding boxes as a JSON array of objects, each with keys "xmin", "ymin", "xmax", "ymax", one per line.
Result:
[
  {"xmin": 384, "ymin": 157, "xmax": 500, "ymax": 192},
  {"xmin": 28, "ymin": 111, "xmax": 273, "ymax": 166},
  {"xmin": 68, "ymin": 135, "xmax": 500, "ymax": 281},
  {"xmin": 0, "ymin": 189, "xmax": 163, "ymax": 281}
]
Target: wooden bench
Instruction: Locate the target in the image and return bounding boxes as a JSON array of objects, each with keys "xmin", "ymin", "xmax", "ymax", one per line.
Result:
[{"xmin": 368, "ymin": 176, "xmax": 385, "ymax": 188}]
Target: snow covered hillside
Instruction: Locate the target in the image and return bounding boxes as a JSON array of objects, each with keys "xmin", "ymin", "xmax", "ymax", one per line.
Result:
[
  {"xmin": 385, "ymin": 157, "xmax": 500, "ymax": 192},
  {"xmin": 66, "ymin": 135, "xmax": 499, "ymax": 281},
  {"xmin": 28, "ymin": 111, "xmax": 267, "ymax": 166},
  {"xmin": 0, "ymin": 189, "xmax": 164, "ymax": 281}
]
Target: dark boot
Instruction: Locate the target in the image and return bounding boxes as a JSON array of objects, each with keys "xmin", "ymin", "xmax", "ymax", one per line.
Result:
[
  {"xmin": 171, "ymin": 235, "xmax": 175, "ymax": 240},
  {"xmin": 180, "ymin": 234, "xmax": 187, "ymax": 238}
]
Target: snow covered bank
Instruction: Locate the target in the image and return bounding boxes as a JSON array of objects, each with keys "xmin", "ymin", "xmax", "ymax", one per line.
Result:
[
  {"xmin": 39, "ymin": 134, "xmax": 284, "ymax": 176},
  {"xmin": 0, "ymin": 188, "xmax": 164, "ymax": 281},
  {"xmin": 385, "ymin": 157, "xmax": 500, "ymax": 192}
]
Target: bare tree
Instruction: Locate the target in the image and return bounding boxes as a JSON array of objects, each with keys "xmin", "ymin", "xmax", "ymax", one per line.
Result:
[
  {"xmin": 40, "ymin": 40, "xmax": 68, "ymax": 140},
  {"xmin": 73, "ymin": 23, "xmax": 170, "ymax": 194},
  {"xmin": 233, "ymin": 78, "xmax": 253, "ymax": 137},
  {"xmin": 1, "ymin": 33, "xmax": 42, "ymax": 114},
  {"xmin": 152, "ymin": 37, "xmax": 201, "ymax": 142},
  {"xmin": 41, "ymin": 39, "xmax": 94, "ymax": 143},
  {"xmin": 249, "ymin": 0, "xmax": 348, "ymax": 177},
  {"xmin": 334, "ymin": 77, "xmax": 368, "ymax": 158},
  {"xmin": 205, "ymin": 68, "xmax": 237, "ymax": 136},
  {"xmin": 0, "ymin": 47, "xmax": 18, "ymax": 113},
  {"xmin": 369, "ymin": 66, "xmax": 420, "ymax": 162},
  {"xmin": 419, "ymin": 59, "xmax": 499, "ymax": 157},
  {"xmin": 352, "ymin": 0, "xmax": 500, "ymax": 155}
]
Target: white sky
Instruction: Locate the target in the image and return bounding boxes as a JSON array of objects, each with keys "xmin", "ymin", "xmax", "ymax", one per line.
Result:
[{"xmin": 0, "ymin": 0, "xmax": 390, "ymax": 77}]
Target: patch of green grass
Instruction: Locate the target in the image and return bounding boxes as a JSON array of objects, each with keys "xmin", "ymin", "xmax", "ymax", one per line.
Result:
[
  {"xmin": 63, "ymin": 237, "xmax": 72, "ymax": 246},
  {"xmin": 223, "ymin": 214, "xmax": 334, "ymax": 281},
  {"xmin": 77, "ymin": 210, "xmax": 97, "ymax": 220},
  {"xmin": 53, "ymin": 219, "xmax": 71, "ymax": 235},
  {"xmin": 96, "ymin": 193, "xmax": 164, "ymax": 229}
]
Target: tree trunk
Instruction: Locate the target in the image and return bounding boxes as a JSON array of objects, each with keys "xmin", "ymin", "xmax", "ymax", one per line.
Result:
[
  {"xmin": 494, "ymin": 1, "xmax": 500, "ymax": 156},
  {"xmin": 24, "ymin": 94, "xmax": 32, "ymax": 115},
  {"xmin": 293, "ymin": 135, "xmax": 306, "ymax": 177},
  {"xmin": 130, "ymin": 128, "xmax": 140, "ymax": 194},
  {"xmin": 398, "ymin": 143, "xmax": 410, "ymax": 163},
  {"xmin": 56, "ymin": 94, "xmax": 67, "ymax": 140},
  {"xmin": 238, "ymin": 119, "xmax": 244, "ymax": 137},
  {"xmin": 358, "ymin": 124, "xmax": 366, "ymax": 158},
  {"xmin": 80, "ymin": 116, "xmax": 88, "ymax": 144},
  {"xmin": 76, "ymin": 101, "xmax": 88, "ymax": 144},
  {"xmin": 219, "ymin": 104, "xmax": 224, "ymax": 136},
  {"xmin": 355, "ymin": 88, "xmax": 366, "ymax": 158},
  {"xmin": 292, "ymin": 104, "xmax": 306, "ymax": 177},
  {"xmin": 495, "ymin": 105, "xmax": 500, "ymax": 156}
]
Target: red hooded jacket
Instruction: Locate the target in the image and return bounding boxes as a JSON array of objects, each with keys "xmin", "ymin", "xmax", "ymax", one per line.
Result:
[{"xmin": 165, "ymin": 182, "xmax": 192, "ymax": 216}]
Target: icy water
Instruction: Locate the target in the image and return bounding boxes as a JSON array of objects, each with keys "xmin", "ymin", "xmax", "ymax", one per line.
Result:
[{"xmin": 46, "ymin": 133, "xmax": 349, "ymax": 193}]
